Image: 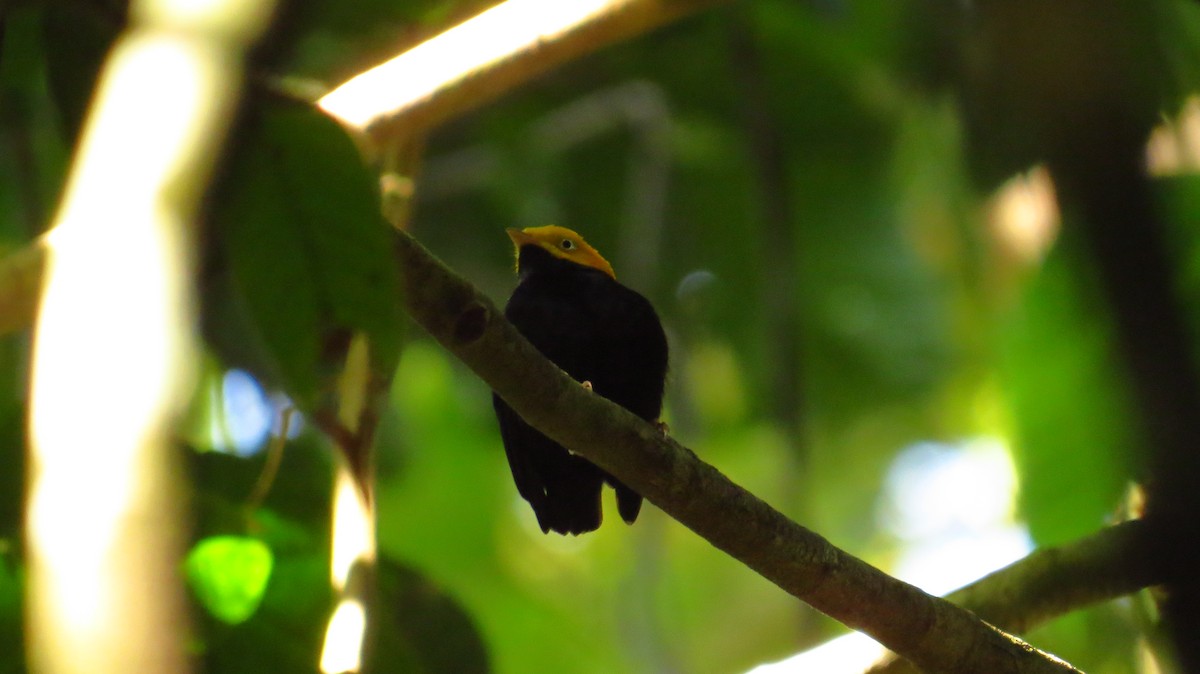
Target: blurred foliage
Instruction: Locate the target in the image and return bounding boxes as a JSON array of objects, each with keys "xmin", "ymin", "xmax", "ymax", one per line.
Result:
[
  {"xmin": 2, "ymin": 0, "xmax": 1200, "ymax": 673},
  {"xmin": 998, "ymin": 245, "xmax": 1135, "ymax": 544},
  {"xmin": 205, "ymin": 102, "xmax": 405, "ymax": 410}
]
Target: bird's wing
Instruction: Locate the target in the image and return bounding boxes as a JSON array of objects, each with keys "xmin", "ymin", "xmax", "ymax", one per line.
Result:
[
  {"xmin": 584, "ymin": 281, "xmax": 670, "ymax": 420},
  {"xmin": 492, "ymin": 392, "xmax": 605, "ymax": 535}
]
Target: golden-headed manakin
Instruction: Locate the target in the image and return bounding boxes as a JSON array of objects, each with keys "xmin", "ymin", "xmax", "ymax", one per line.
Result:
[{"xmin": 493, "ymin": 225, "xmax": 668, "ymax": 535}]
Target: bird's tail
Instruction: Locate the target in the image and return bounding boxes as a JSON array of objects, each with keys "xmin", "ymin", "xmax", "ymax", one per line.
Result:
[{"xmin": 611, "ymin": 478, "xmax": 643, "ymax": 524}]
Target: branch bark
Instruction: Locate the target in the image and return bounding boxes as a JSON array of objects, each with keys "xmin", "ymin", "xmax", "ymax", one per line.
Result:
[
  {"xmin": 391, "ymin": 228, "xmax": 1079, "ymax": 674},
  {"xmin": 340, "ymin": 0, "xmax": 728, "ymax": 145},
  {"xmin": 867, "ymin": 518, "xmax": 1166, "ymax": 674},
  {"xmin": 0, "ymin": 149, "xmax": 1162, "ymax": 674}
]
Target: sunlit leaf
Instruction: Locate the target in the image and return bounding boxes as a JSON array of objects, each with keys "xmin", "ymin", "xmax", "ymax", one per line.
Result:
[{"xmin": 185, "ymin": 536, "xmax": 274, "ymax": 626}]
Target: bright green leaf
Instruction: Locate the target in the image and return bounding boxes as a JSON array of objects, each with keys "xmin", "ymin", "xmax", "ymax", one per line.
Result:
[
  {"xmin": 186, "ymin": 536, "xmax": 274, "ymax": 625},
  {"xmin": 1000, "ymin": 248, "xmax": 1134, "ymax": 543}
]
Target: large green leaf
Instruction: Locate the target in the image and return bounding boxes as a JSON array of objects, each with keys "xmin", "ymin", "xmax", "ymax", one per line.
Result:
[
  {"xmin": 212, "ymin": 103, "xmax": 404, "ymax": 409},
  {"xmin": 42, "ymin": 0, "xmax": 124, "ymax": 146},
  {"xmin": 369, "ymin": 557, "xmax": 491, "ymax": 674},
  {"xmin": 999, "ymin": 246, "xmax": 1135, "ymax": 544},
  {"xmin": 1, "ymin": 5, "xmax": 71, "ymax": 238}
]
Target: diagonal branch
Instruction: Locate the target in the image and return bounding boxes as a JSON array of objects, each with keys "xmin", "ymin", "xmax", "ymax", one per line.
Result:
[
  {"xmin": 867, "ymin": 518, "xmax": 1166, "ymax": 674},
  {"xmin": 0, "ymin": 184, "xmax": 1152, "ymax": 674},
  {"xmin": 319, "ymin": 0, "xmax": 729, "ymax": 144},
  {"xmin": 391, "ymin": 227, "xmax": 1080, "ymax": 674}
]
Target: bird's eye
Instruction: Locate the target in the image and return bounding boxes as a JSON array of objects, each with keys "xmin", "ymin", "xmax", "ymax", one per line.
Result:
[{"xmin": 560, "ymin": 239, "xmax": 575, "ymax": 250}]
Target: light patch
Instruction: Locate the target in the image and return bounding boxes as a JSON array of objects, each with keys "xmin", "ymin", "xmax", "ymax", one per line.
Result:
[
  {"xmin": 745, "ymin": 632, "xmax": 884, "ymax": 674},
  {"xmin": 878, "ymin": 437, "xmax": 1033, "ymax": 595},
  {"xmin": 879, "ymin": 438, "xmax": 1018, "ymax": 541},
  {"xmin": 26, "ymin": 34, "xmax": 217, "ymax": 674},
  {"xmin": 193, "ymin": 368, "xmax": 301, "ymax": 456},
  {"xmin": 319, "ymin": 335, "xmax": 376, "ymax": 673},
  {"xmin": 891, "ymin": 525, "xmax": 1034, "ymax": 597},
  {"xmin": 748, "ymin": 438, "xmax": 1034, "ymax": 674},
  {"xmin": 319, "ymin": 472, "xmax": 373, "ymax": 673},
  {"xmin": 1148, "ymin": 95, "xmax": 1200, "ymax": 176},
  {"xmin": 319, "ymin": 0, "xmax": 616, "ymax": 130},
  {"xmin": 328, "ymin": 334, "xmax": 375, "ymax": 588},
  {"xmin": 986, "ymin": 165, "xmax": 1060, "ymax": 267},
  {"xmin": 329, "ymin": 469, "xmax": 374, "ymax": 589},
  {"xmin": 25, "ymin": 0, "xmax": 271, "ymax": 666},
  {"xmin": 320, "ymin": 598, "xmax": 367, "ymax": 674},
  {"xmin": 135, "ymin": 0, "xmax": 274, "ymax": 39},
  {"xmin": 211, "ymin": 369, "xmax": 271, "ymax": 455}
]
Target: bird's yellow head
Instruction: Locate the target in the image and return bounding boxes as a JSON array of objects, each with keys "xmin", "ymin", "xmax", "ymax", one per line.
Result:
[{"xmin": 506, "ymin": 225, "xmax": 616, "ymax": 279}]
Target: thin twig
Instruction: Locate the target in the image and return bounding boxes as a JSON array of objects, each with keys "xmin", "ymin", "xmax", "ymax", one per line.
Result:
[
  {"xmin": 328, "ymin": 0, "xmax": 728, "ymax": 145},
  {"xmin": 244, "ymin": 406, "xmax": 294, "ymax": 513}
]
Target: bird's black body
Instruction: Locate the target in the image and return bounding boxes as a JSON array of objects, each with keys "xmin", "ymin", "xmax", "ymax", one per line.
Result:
[{"xmin": 493, "ymin": 244, "xmax": 668, "ymax": 535}]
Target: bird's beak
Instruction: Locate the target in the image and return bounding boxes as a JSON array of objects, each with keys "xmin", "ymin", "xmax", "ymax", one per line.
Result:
[{"xmin": 506, "ymin": 227, "xmax": 536, "ymax": 249}]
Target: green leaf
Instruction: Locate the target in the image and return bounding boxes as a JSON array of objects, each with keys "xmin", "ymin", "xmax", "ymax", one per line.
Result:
[
  {"xmin": 213, "ymin": 104, "xmax": 404, "ymax": 408},
  {"xmin": 42, "ymin": 1, "xmax": 123, "ymax": 145},
  {"xmin": 1000, "ymin": 247, "xmax": 1134, "ymax": 543},
  {"xmin": 1, "ymin": 6, "xmax": 73, "ymax": 240},
  {"xmin": 369, "ymin": 557, "xmax": 491, "ymax": 674},
  {"xmin": 194, "ymin": 543, "xmax": 332, "ymax": 673},
  {"xmin": 0, "ymin": 547, "xmax": 23, "ymax": 673},
  {"xmin": 186, "ymin": 536, "xmax": 274, "ymax": 625}
]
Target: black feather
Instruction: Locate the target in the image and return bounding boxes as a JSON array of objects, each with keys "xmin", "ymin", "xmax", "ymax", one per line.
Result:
[{"xmin": 493, "ymin": 244, "xmax": 667, "ymax": 535}]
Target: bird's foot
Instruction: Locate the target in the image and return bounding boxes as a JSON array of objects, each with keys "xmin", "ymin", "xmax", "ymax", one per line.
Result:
[
  {"xmin": 580, "ymin": 380, "xmax": 593, "ymax": 392},
  {"xmin": 654, "ymin": 420, "xmax": 670, "ymax": 436}
]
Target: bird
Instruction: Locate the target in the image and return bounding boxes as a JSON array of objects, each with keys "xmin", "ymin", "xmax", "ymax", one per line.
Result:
[{"xmin": 492, "ymin": 225, "xmax": 668, "ymax": 535}]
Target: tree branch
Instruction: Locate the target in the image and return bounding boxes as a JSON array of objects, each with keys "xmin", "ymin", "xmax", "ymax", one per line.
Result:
[
  {"xmin": 960, "ymin": 2, "xmax": 1199, "ymax": 661},
  {"xmin": 867, "ymin": 518, "xmax": 1166, "ymax": 674},
  {"xmin": 320, "ymin": 0, "xmax": 728, "ymax": 145},
  {"xmin": 1051, "ymin": 124, "xmax": 1200, "ymax": 673},
  {"xmin": 391, "ymin": 227, "xmax": 1079, "ymax": 674},
  {"xmin": 0, "ymin": 196, "xmax": 1151, "ymax": 673}
]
